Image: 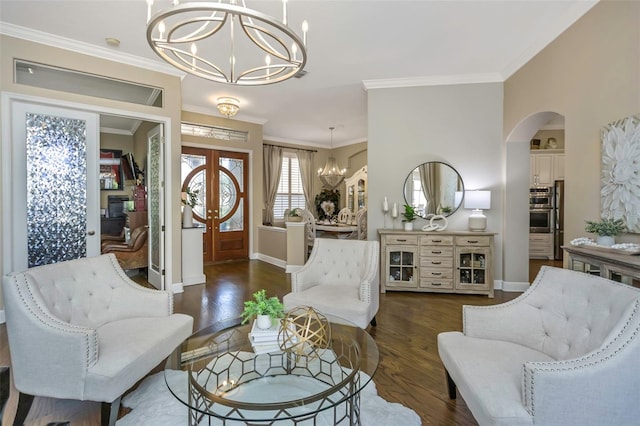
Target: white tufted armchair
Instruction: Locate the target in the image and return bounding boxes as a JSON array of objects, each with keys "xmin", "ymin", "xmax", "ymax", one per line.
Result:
[
  {"xmin": 2, "ymin": 254, "xmax": 193, "ymax": 426},
  {"xmin": 438, "ymin": 266, "xmax": 640, "ymax": 426},
  {"xmin": 283, "ymin": 238, "xmax": 379, "ymax": 329}
]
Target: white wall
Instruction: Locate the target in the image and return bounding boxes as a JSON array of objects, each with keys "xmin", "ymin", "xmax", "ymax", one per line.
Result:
[{"xmin": 367, "ymin": 82, "xmax": 504, "ymax": 282}]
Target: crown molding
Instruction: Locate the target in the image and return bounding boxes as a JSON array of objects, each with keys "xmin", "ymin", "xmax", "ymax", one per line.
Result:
[
  {"xmin": 362, "ymin": 72, "xmax": 503, "ymax": 91},
  {"xmin": 0, "ymin": 22, "xmax": 185, "ymax": 79}
]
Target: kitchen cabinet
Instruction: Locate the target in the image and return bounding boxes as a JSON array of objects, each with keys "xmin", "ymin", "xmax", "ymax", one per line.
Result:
[
  {"xmin": 379, "ymin": 230, "xmax": 494, "ymax": 297},
  {"xmin": 530, "ymin": 151, "xmax": 564, "ymax": 186},
  {"xmin": 529, "ymin": 233, "xmax": 553, "ymax": 259}
]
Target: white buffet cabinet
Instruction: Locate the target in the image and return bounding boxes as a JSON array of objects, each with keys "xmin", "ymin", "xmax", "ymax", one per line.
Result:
[{"xmin": 378, "ymin": 229, "xmax": 495, "ymax": 298}]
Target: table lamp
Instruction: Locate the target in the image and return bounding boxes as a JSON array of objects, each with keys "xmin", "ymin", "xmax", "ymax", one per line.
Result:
[{"xmin": 464, "ymin": 190, "xmax": 491, "ymax": 231}]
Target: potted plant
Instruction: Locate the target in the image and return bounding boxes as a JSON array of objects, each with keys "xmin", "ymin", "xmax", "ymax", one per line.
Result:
[
  {"xmin": 287, "ymin": 208, "xmax": 303, "ymax": 222},
  {"xmin": 585, "ymin": 218, "xmax": 625, "ymax": 246},
  {"xmin": 181, "ymin": 187, "xmax": 199, "ymax": 228},
  {"xmin": 402, "ymin": 204, "xmax": 417, "ymax": 231},
  {"xmin": 241, "ymin": 289, "xmax": 285, "ymax": 329}
]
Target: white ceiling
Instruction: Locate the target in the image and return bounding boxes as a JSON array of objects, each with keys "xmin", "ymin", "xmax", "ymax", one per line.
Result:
[{"xmin": 0, "ymin": 0, "xmax": 596, "ymax": 147}]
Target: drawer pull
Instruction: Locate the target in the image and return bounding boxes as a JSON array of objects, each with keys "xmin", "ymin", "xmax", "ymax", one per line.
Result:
[
  {"xmin": 467, "ymin": 240, "xmax": 479, "ymax": 244},
  {"xmin": 431, "ymin": 272, "xmax": 442, "ymax": 276},
  {"xmin": 432, "ymin": 250, "xmax": 442, "ymax": 254},
  {"xmin": 397, "ymin": 239, "xmax": 407, "ymax": 242},
  {"xmin": 432, "ymin": 239, "xmax": 442, "ymax": 243},
  {"xmin": 431, "ymin": 261, "xmax": 442, "ymax": 265},
  {"xmin": 432, "ymin": 282, "xmax": 442, "ymax": 286}
]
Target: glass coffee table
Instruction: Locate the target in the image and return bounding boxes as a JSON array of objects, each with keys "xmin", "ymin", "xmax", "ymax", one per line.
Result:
[{"xmin": 164, "ymin": 314, "xmax": 378, "ymax": 425}]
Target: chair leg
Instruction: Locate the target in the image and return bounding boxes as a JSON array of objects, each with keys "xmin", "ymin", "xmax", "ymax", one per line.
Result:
[
  {"xmin": 445, "ymin": 369, "xmax": 457, "ymax": 400},
  {"xmin": 101, "ymin": 396, "xmax": 121, "ymax": 426},
  {"xmin": 370, "ymin": 316, "xmax": 377, "ymax": 327},
  {"xmin": 13, "ymin": 392, "xmax": 34, "ymax": 425},
  {"xmin": 0, "ymin": 367, "xmax": 10, "ymax": 418}
]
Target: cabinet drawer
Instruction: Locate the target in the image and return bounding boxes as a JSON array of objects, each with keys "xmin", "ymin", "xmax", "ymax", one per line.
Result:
[
  {"xmin": 420, "ymin": 267, "xmax": 453, "ymax": 280},
  {"xmin": 455, "ymin": 236, "xmax": 490, "ymax": 247},
  {"xmin": 529, "ymin": 234, "xmax": 552, "ymax": 243},
  {"xmin": 420, "ymin": 246, "xmax": 453, "ymax": 257},
  {"xmin": 420, "ymin": 257, "xmax": 453, "ymax": 268},
  {"xmin": 420, "ymin": 279, "xmax": 454, "ymax": 290},
  {"xmin": 419, "ymin": 235, "xmax": 453, "ymax": 245},
  {"xmin": 384, "ymin": 235, "xmax": 419, "ymax": 245}
]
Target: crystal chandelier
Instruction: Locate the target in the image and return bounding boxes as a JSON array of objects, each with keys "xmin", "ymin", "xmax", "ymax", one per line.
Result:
[
  {"xmin": 318, "ymin": 127, "xmax": 346, "ymax": 189},
  {"xmin": 146, "ymin": 0, "xmax": 308, "ymax": 86},
  {"xmin": 217, "ymin": 97, "xmax": 240, "ymax": 117}
]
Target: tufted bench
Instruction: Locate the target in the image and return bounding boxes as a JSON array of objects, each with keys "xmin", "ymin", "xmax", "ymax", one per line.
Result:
[
  {"xmin": 438, "ymin": 266, "xmax": 640, "ymax": 426},
  {"xmin": 2, "ymin": 253, "xmax": 193, "ymax": 426}
]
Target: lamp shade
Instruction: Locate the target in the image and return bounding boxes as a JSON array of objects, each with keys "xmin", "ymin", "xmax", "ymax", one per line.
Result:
[{"xmin": 464, "ymin": 191, "xmax": 491, "ymax": 210}]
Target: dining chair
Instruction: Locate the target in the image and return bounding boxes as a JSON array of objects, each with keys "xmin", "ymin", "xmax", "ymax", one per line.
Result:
[
  {"xmin": 337, "ymin": 207, "xmax": 353, "ymax": 224},
  {"xmin": 298, "ymin": 208, "xmax": 316, "ymax": 260},
  {"xmin": 349, "ymin": 208, "xmax": 367, "ymax": 240}
]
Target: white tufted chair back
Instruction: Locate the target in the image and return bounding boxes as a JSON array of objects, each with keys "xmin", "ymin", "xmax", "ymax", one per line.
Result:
[
  {"xmin": 465, "ymin": 266, "xmax": 640, "ymax": 361},
  {"xmin": 15, "ymin": 253, "xmax": 171, "ymax": 329},
  {"xmin": 285, "ymin": 238, "xmax": 379, "ymax": 328}
]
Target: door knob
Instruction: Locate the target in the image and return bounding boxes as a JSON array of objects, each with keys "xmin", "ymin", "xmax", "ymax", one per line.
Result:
[{"xmin": 87, "ymin": 230, "xmax": 96, "ymax": 236}]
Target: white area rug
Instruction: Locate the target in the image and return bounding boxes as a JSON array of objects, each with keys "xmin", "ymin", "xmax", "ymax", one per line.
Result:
[{"xmin": 116, "ymin": 370, "xmax": 421, "ymax": 426}]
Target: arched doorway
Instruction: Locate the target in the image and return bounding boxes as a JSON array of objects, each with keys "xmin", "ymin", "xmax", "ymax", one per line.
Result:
[{"xmin": 504, "ymin": 111, "xmax": 564, "ymax": 287}]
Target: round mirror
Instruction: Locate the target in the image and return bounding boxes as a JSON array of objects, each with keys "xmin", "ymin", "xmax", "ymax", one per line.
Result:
[{"xmin": 403, "ymin": 162, "xmax": 464, "ymax": 218}]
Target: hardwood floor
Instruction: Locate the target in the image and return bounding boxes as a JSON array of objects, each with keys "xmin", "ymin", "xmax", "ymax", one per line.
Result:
[{"xmin": 1, "ymin": 260, "xmax": 522, "ymax": 425}]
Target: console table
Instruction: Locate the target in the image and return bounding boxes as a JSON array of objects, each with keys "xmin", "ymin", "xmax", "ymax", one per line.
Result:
[
  {"xmin": 378, "ymin": 229, "xmax": 495, "ymax": 297},
  {"xmin": 563, "ymin": 245, "xmax": 640, "ymax": 287}
]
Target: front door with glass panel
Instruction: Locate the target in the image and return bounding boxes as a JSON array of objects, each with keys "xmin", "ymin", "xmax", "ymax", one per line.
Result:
[
  {"xmin": 181, "ymin": 147, "xmax": 249, "ymax": 262},
  {"xmin": 6, "ymin": 101, "xmax": 100, "ymax": 273}
]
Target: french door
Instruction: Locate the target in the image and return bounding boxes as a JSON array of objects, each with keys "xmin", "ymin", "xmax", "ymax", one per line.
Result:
[
  {"xmin": 5, "ymin": 101, "xmax": 100, "ymax": 273},
  {"xmin": 181, "ymin": 147, "xmax": 249, "ymax": 262}
]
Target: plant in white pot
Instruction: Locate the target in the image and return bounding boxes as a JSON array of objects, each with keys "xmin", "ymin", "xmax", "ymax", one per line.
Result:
[
  {"xmin": 241, "ymin": 289, "xmax": 285, "ymax": 329},
  {"xmin": 402, "ymin": 204, "xmax": 417, "ymax": 231},
  {"xmin": 585, "ymin": 218, "xmax": 626, "ymax": 247},
  {"xmin": 181, "ymin": 187, "xmax": 199, "ymax": 228}
]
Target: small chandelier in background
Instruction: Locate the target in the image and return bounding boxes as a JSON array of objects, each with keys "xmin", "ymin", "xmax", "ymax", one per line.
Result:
[
  {"xmin": 217, "ymin": 97, "xmax": 240, "ymax": 118},
  {"xmin": 146, "ymin": 0, "xmax": 308, "ymax": 86},
  {"xmin": 318, "ymin": 127, "xmax": 346, "ymax": 189}
]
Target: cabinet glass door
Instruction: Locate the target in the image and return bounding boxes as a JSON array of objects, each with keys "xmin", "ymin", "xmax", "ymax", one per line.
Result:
[
  {"xmin": 457, "ymin": 250, "xmax": 488, "ymax": 286},
  {"xmin": 387, "ymin": 247, "xmax": 416, "ymax": 284}
]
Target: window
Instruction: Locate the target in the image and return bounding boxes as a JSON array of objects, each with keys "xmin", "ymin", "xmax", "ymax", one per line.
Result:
[{"xmin": 274, "ymin": 153, "xmax": 305, "ymax": 219}]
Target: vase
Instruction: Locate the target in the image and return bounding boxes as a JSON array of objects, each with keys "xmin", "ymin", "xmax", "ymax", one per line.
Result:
[
  {"xmin": 256, "ymin": 314, "xmax": 272, "ymax": 330},
  {"xmin": 404, "ymin": 222, "xmax": 413, "ymax": 231},
  {"xmin": 597, "ymin": 235, "xmax": 615, "ymax": 247},
  {"xmin": 182, "ymin": 205, "xmax": 193, "ymax": 228}
]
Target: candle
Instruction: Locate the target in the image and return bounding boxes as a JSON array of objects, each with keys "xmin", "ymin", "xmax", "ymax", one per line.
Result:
[
  {"xmin": 391, "ymin": 203, "xmax": 398, "ymax": 218},
  {"xmin": 383, "ymin": 196, "xmax": 389, "ymax": 213}
]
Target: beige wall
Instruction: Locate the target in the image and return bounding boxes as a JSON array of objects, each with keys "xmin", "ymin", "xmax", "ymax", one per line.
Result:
[
  {"xmin": 368, "ymin": 82, "xmax": 505, "ymax": 282},
  {"xmin": 0, "ymin": 35, "xmax": 182, "ymax": 311},
  {"xmin": 504, "ymin": 0, "xmax": 640, "ymax": 258}
]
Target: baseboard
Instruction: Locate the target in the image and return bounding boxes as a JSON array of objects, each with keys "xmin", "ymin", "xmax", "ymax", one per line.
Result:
[
  {"xmin": 254, "ymin": 253, "xmax": 286, "ymax": 269},
  {"xmin": 285, "ymin": 265, "xmax": 303, "ymax": 274},
  {"xmin": 171, "ymin": 282, "xmax": 184, "ymax": 294},
  {"xmin": 500, "ymin": 280, "xmax": 530, "ymax": 292},
  {"xmin": 0, "ymin": 309, "xmax": 4, "ymax": 324},
  {"xmin": 182, "ymin": 274, "xmax": 206, "ymax": 286}
]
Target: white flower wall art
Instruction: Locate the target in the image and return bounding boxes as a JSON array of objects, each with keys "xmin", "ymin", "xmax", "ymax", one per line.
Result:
[{"xmin": 601, "ymin": 114, "xmax": 640, "ymax": 232}]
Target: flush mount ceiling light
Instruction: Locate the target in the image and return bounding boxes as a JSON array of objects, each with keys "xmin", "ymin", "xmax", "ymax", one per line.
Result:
[
  {"xmin": 146, "ymin": 0, "xmax": 308, "ymax": 86},
  {"xmin": 217, "ymin": 96, "xmax": 240, "ymax": 117},
  {"xmin": 318, "ymin": 127, "xmax": 346, "ymax": 189}
]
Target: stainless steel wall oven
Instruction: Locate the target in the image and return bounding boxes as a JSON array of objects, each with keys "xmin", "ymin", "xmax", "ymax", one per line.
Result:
[{"xmin": 530, "ymin": 187, "xmax": 553, "ymax": 233}]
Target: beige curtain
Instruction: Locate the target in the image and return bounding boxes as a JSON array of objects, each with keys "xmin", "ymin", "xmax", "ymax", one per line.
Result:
[
  {"xmin": 263, "ymin": 145, "xmax": 283, "ymax": 225},
  {"xmin": 295, "ymin": 149, "xmax": 315, "ymax": 214}
]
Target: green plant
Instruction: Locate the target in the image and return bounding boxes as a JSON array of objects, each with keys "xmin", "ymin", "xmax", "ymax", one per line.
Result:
[
  {"xmin": 288, "ymin": 208, "xmax": 301, "ymax": 217},
  {"xmin": 315, "ymin": 189, "xmax": 340, "ymax": 220},
  {"xmin": 182, "ymin": 187, "xmax": 200, "ymax": 208},
  {"xmin": 241, "ymin": 289, "xmax": 285, "ymax": 324},
  {"xmin": 402, "ymin": 204, "xmax": 417, "ymax": 222},
  {"xmin": 585, "ymin": 218, "xmax": 626, "ymax": 237},
  {"xmin": 441, "ymin": 206, "xmax": 452, "ymax": 214}
]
